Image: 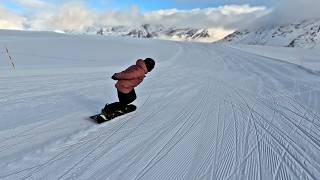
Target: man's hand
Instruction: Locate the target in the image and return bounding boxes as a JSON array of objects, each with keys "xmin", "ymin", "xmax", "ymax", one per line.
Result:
[{"xmin": 111, "ymin": 74, "xmax": 118, "ymax": 80}]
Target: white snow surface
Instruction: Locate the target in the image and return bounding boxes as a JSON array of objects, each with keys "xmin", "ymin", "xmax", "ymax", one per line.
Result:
[
  {"xmin": 228, "ymin": 44, "xmax": 320, "ymax": 73},
  {"xmin": 1, "ymin": 30, "xmax": 320, "ymax": 180}
]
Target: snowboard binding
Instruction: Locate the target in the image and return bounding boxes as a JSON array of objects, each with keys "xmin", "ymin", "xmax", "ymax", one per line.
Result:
[{"xmin": 90, "ymin": 104, "xmax": 137, "ymax": 124}]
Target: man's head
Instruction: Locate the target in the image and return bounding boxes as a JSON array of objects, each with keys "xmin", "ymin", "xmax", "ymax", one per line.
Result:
[{"xmin": 144, "ymin": 58, "xmax": 155, "ymax": 72}]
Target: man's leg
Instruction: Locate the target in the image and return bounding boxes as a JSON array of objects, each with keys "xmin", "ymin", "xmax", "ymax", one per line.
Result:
[
  {"xmin": 118, "ymin": 89, "xmax": 136, "ymax": 105},
  {"xmin": 102, "ymin": 89, "xmax": 136, "ymax": 114}
]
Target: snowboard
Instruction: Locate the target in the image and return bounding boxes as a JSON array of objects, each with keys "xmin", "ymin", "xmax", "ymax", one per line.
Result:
[{"xmin": 90, "ymin": 104, "xmax": 137, "ymax": 124}]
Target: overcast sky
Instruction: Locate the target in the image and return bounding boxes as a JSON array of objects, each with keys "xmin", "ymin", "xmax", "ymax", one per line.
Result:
[{"xmin": 0, "ymin": 0, "xmax": 319, "ymax": 39}]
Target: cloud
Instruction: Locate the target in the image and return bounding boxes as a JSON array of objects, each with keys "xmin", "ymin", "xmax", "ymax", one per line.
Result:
[
  {"xmin": 18, "ymin": 3, "xmax": 268, "ymax": 33},
  {"xmin": 1, "ymin": 1, "xmax": 269, "ymax": 40},
  {"xmin": 12, "ymin": 0, "xmax": 52, "ymax": 9},
  {"xmin": 93, "ymin": 4, "xmax": 267, "ymax": 40},
  {"xmin": 207, "ymin": 28, "xmax": 235, "ymax": 42},
  {"xmin": 250, "ymin": 0, "xmax": 320, "ymax": 28},
  {"xmin": 0, "ymin": 5, "xmax": 26, "ymax": 30},
  {"xmin": 142, "ymin": 5, "xmax": 268, "ymax": 31},
  {"xmin": 174, "ymin": 0, "xmax": 213, "ymax": 2},
  {"xmin": 95, "ymin": 4, "xmax": 268, "ymax": 29},
  {"xmin": 274, "ymin": 0, "xmax": 320, "ymax": 22},
  {"xmin": 98, "ymin": 6, "xmax": 143, "ymax": 27},
  {"xmin": 29, "ymin": 2, "xmax": 96, "ymax": 31},
  {"xmin": 3, "ymin": 0, "xmax": 320, "ymax": 36}
]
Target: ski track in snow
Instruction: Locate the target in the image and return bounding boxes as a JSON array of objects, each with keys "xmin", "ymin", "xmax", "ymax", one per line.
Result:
[{"xmin": 1, "ymin": 35, "xmax": 320, "ymax": 180}]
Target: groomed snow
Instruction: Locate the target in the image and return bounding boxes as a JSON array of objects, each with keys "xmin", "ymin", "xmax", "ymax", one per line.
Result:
[
  {"xmin": 228, "ymin": 44, "xmax": 320, "ymax": 73},
  {"xmin": 1, "ymin": 30, "xmax": 320, "ymax": 180}
]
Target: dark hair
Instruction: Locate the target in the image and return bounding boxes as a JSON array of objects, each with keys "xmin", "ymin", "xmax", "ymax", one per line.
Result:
[{"xmin": 144, "ymin": 58, "xmax": 155, "ymax": 72}]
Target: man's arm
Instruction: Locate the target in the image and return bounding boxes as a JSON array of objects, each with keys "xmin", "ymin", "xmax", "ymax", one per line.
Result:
[{"xmin": 113, "ymin": 67, "xmax": 144, "ymax": 80}]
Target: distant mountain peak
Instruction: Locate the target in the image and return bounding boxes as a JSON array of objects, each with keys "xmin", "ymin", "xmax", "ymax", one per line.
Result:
[
  {"xmin": 64, "ymin": 24, "xmax": 214, "ymax": 42},
  {"xmin": 219, "ymin": 19, "xmax": 320, "ymax": 49}
]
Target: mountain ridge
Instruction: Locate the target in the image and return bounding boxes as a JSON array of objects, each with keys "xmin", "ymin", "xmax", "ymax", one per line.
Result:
[
  {"xmin": 64, "ymin": 24, "xmax": 213, "ymax": 42},
  {"xmin": 219, "ymin": 19, "xmax": 320, "ymax": 48}
]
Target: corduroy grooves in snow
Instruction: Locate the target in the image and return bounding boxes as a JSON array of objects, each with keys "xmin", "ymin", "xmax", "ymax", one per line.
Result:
[{"xmin": 1, "ymin": 30, "xmax": 320, "ymax": 180}]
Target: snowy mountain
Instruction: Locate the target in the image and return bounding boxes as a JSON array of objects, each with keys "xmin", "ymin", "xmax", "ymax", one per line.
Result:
[
  {"xmin": 65, "ymin": 24, "xmax": 212, "ymax": 42},
  {"xmin": 220, "ymin": 19, "xmax": 320, "ymax": 48}
]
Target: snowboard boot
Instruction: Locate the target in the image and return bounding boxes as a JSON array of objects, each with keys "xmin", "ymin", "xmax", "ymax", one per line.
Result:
[{"xmin": 100, "ymin": 108, "xmax": 114, "ymax": 120}]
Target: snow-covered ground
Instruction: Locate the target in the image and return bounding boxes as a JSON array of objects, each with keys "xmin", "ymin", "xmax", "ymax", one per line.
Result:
[
  {"xmin": 227, "ymin": 44, "xmax": 320, "ymax": 73},
  {"xmin": 1, "ymin": 30, "xmax": 320, "ymax": 180}
]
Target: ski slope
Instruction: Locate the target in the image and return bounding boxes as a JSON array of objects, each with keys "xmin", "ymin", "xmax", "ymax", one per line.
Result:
[{"xmin": 1, "ymin": 30, "xmax": 320, "ymax": 180}]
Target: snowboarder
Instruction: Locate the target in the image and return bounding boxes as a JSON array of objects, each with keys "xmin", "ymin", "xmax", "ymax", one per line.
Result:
[{"xmin": 101, "ymin": 58, "xmax": 155, "ymax": 120}]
